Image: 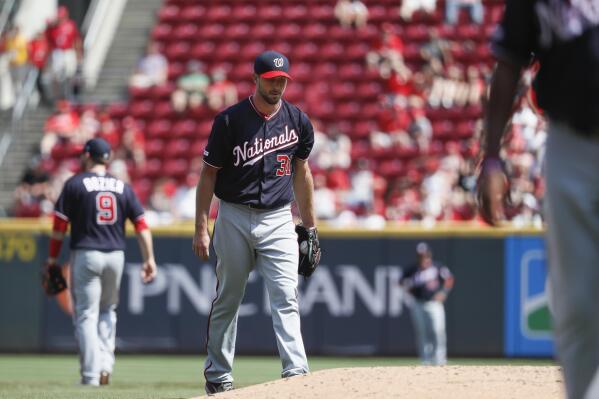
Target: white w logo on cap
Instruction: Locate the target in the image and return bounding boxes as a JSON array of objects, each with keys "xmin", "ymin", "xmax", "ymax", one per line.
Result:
[{"xmin": 273, "ymin": 57, "xmax": 284, "ymax": 68}]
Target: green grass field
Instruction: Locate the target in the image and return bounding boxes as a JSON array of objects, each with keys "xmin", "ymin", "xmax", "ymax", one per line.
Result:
[{"xmin": 0, "ymin": 355, "xmax": 555, "ymax": 399}]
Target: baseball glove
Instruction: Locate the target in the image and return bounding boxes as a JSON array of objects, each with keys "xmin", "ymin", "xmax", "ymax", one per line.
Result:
[
  {"xmin": 296, "ymin": 225, "xmax": 321, "ymax": 278},
  {"xmin": 41, "ymin": 263, "xmax": 67, "ymax": 296}
]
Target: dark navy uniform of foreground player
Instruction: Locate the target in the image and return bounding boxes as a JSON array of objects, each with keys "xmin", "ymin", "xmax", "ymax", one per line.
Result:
[
  {"xmin": 478, "ymin": 1, "xmax": 599, "ymax": 398},
  {"xmin": 193, "ymin": 51, "xmax": 318, "ymax": 395},
  {"xmin": 46, "ymin": 138, "xmax": 157, "ymax": 386}
]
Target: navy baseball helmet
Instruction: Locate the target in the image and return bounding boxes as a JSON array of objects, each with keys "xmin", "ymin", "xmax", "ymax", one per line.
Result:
[
  {"xmin": 83, "ymin": 138, "xmax": 111, "ymax": 161},
  {"xmin": 254, "ymin": 50, "xmax": 292, "ymax": 79}
]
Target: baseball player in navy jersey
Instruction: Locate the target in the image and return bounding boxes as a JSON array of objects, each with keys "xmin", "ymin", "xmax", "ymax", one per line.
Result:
[
  {"xmin": 400, "ymin": 242, "xmax": 454, "ymax": 366},
  {"xmin": 46, "ymin": 138, "xmax": 157, "ymax": 386},
  {"xmin": 192, "ymin": 50, "xmax": 317, "ymax": 394},
  {"xmin": 479, "ymin": 1, "xmax": 599, "ymax": 398}
]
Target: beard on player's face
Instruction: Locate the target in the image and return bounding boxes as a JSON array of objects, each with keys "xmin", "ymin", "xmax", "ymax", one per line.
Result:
[{"xmin": 256, "ymin": 77, "xmax": 287, "ymax": 105}]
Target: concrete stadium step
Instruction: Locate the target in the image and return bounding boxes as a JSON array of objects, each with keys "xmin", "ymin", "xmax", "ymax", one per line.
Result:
[{"xmin": 87, "ymin": 0, "xmax": 163, "ymax": 103}]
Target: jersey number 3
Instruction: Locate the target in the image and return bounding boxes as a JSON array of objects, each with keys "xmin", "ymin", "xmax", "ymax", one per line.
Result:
[
  {"xmin": 96, "ymin": 192, "xmax": 117, "ymax": 225},
  {"xmin": 276, "ymin": 155, "xmax": 291, "ymax": 176}
]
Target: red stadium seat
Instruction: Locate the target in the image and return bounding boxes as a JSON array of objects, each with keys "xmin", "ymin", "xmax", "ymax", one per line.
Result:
[
  {"xmin": 164, "ymin": 139, "xmax": 191, "ymax": 158},
  {"xmin": 231, "ymin": 4, "xmax": 257, "ymax": 22},
  {"xmin": 145, "ymin": 139, "xmax": 165, "ymax": 158},
  {"xmin": 180, "ymin": 4, "xmax": 206, "ymax": 22},
  {"xmin": 163, "ymin": 159, "xmax": 189, "ymax": 180},
  {"xmin": 172, "ymin": 119, "xmax": 197, "ymax": 139},
  {"xmin": 147, "ymin": 119, "xmax": 172, "ymax": 139},
  {"xmin": 259, "ymin": 4, "xmax": 282, "ymax": 21},
  {"xmin": 205, "ymin": 4, "xmax": 232, "ymax": 22},
  {"xmin": 158, "ymin": 5, "xmax": 180, "ymax": 23},
  {"xmin": 172, "ymin": 23, "xmax": 197, "ymax": 41}
]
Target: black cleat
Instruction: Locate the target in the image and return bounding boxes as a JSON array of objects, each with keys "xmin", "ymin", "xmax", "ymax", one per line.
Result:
[{"xmin": 205, "ymin": 381, "xmax": 234, "ymax": 395}]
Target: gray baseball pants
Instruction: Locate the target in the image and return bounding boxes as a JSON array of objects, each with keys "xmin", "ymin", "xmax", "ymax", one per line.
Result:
[
  {"xmin": 71, "ymin": 249, "xmax": 124, "ymax": 385},
  {"xmin": 204, "ymin": 201, "xmax": 309, "ymax": 384},
  {"xmin": 409, "ymin": 299, "xmax": 447, "ymax": 365},
  {"xmin": 545, "ymin": 121, "xmax": 599, "ymax": 399}
]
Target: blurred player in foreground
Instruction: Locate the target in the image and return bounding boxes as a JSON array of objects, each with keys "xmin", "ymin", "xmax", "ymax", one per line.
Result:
[{"xmin": 478, "ymin": 1, "xmax": 599, "ymax": 398}]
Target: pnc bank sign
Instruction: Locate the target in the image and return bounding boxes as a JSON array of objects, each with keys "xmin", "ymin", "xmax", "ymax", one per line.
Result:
[{"xmin": 125, "ymin": 263, "xmax": 407, "ymax": 318}]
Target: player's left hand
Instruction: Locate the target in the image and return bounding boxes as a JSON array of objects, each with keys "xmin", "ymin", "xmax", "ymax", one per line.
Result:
[
  {"xmin": 433, "ymin": 292, "xmax": 447, "ymax": 302},
  {"xmin": 141, "ymin": 259, "xmax": 157, "ymax": 284},
  {"xmin": 477, "ymin": 157, "xmax": 510, "ymax": 226}
]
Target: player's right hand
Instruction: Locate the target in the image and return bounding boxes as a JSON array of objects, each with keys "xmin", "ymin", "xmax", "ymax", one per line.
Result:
[
  {"xmin": 193, "ymin": 229, "xmax": 211, "ymax": 260},
  {"xmin": 477, "ymin": 157, "xmax": 510, "ymax": 226}
]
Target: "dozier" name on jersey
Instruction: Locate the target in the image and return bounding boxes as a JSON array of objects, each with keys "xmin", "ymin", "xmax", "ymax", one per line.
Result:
[
  {"xmin": 233, "ymin": 125, "xmax": 299, "ymax": 167},
  {"xmin": 82, "ymin": 176, "xmax": 125, "ymax": 194}
]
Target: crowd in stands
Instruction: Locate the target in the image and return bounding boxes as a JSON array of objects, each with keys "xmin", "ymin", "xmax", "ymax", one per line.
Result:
[
  {"xmin": 0, "ymin": 6, "xmax": 82, "ymax": 111},
  {"xmin": 11, "ymin": 0, "xmax": 545, "ymax": 228}
]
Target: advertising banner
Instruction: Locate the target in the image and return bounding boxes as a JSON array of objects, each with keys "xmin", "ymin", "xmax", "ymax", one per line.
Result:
[
  {"xmin": 39, "ymin": 236, "xmax": 504, "ymax": 356},
  {"xmin": 504, "ymin": 236, "xmax": 554, "ymax": 357}
]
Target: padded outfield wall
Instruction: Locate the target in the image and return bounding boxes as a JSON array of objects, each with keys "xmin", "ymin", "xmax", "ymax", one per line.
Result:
[{"xmin": 0, "ymin": 220, "xmax": 551, "ymax": 357}]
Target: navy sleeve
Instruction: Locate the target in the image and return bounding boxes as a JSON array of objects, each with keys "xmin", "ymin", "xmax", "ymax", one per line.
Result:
[
  {"xmin": 203, "ymin": 113, "xmax": 230, "ymax": 168},
  {"xmin": 125, "ymin": 184, "xmax": 145, "ymax": 222},
  {"xmin": 491, "ymin": 0, "xmax": 537, "ymax": 66},
  {"xmin": 294, "ymin": 111, "xmax": 315, "ymax": 160},
  {"xmin": 54, "ymin": 179, "xmax": 72, "ymax": 220}
]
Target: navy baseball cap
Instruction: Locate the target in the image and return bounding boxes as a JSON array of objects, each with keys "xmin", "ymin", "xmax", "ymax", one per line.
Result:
[
  {"xmin": 254, "ymin": 50, "xmax": 292, "ymax": 79},
  {"xmin": 83, "ymin": 138, "xmax": 111, "ymax": 161}
]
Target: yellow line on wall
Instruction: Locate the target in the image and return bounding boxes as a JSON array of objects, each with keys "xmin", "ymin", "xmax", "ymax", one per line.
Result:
[{"xmin": 0, "ymin": 218, "xmax": 544, "ymax": 238}]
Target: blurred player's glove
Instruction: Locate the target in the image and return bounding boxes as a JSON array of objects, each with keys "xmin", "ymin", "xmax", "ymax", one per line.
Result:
[
  {"xmin": 41, "ymin": 263, "xmax": 67, "ymax": 296},
  {"xmin": 296, "ymin": 225, "xmax": 321, "ymax": 278}
]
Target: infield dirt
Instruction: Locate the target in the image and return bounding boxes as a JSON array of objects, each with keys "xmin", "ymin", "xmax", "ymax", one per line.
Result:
[{"xmin": 192, "ymin": 365, "xmax": 563, "ymax": 398}]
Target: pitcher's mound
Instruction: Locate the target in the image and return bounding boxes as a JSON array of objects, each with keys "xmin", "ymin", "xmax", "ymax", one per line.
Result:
[{"xmin": 194, "ymin": 366, "xmax": 563, "ymax": 399}]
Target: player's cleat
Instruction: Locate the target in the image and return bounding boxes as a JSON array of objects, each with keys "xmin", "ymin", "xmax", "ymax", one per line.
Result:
[
  {"xmin": 99, "ymin": 371, "xmax": 110, "ymax": 386},
  {"xmin": 205, "ymin": 381, "xmax": 233, "ymax": 395}
]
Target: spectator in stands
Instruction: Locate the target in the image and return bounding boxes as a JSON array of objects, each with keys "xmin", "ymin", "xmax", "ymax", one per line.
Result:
[
  {"xmin": 407, "ymin": 96, "xmax": 433, "ymax": 152},
  {"xmin": 46, "ymin": 6, "xmax": 83, "ymax": 100},
  {"xmin": 41, "ymin": 100, "xmax": 80, "ymax": 156},
  {"xmin": 420, "ymin": 28, "xmax": 452, "ymax": 73},
  {"xmin": 28, "ymin": 30, "xmax": 51, "ymax": 105},
  {"xmin": 334, "ymin": 0, "xmax": 369, "ymax": 29},
  {"xmin": 312, "ymin": 125, "xmax": 352, "ymax": 171},
  {"xmin": 313, "ymin": 173, "xmax": 338, "ymax": 220},
  {"xmin": 13, "ymin": 159, "xmax": 51, "ymax": 217},
  {"xmin": 0, "ymin": 30, "xmax": 16, "ymax": 111},
  {"xmin": 421, "ymin": 157, "xmax": 459, "ymax": 224},
  {"xmin": 465, "ymin": 65, "xmax": 485, "ymax": 107},
  {"xmin": 129, "ymin": 42, "xmax": 168, "ymax": 89},
  {"xmin": 206, "ymin": 67, "xmax": 238, "ymax": 111},
  {"xmin": 367, "ymin": 24, "xmax": 410, "ymax": 82},
  {"xmin": 4, "ymin": 25, "xmax": 28, "ymax": 96},
  {"xmin": 171, "ymin": 60, "xmax": 210, "ymax": 113},
  {"xmin": 172, "ymin": 172, "xmax": 200, "ymax": 220},
  {"xmin": 97, "ymin": 112, "xmax": 120, "ymax": 150},
  {"xmin": 108, "ymin": 158, "xmax": 131, "ymax": 183},
  {"xmin": 346, "ymin": 158, "xmax": 375, "ymax": 210},
  {"xmin": 445, "ymin": 0, "xmax": 484, "ymax": 25},
  {"xmin": 117, "ymin": 116, "xmax": 146, "ymax": 168},
  {"xmin": 78, "ymin": 108, "xmax": 101, "ymax": 142},
  {"xmin": 399, "ymin": 0, "xmax": 437, "ymax": 21},
  {"xmin": 146, "ymin": 177, "xmax": 177, "ymax": 225}
]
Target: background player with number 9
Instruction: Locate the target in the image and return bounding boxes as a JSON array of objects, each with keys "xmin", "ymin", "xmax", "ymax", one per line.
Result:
[{"xmin": 45, "ymin": 138, "xmax": 157, "ymax": 386}]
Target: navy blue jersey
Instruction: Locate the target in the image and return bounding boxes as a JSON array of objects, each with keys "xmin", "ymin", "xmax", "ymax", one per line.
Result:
[
  {"xmin": 54, "ymin": 172, "xmax": 145, "ymax": 251},
  {"xmin": 492, "ymin": 0, "xmax": 599, "ymax": 133},
  {"xmin": 400, "ymin": 263, "xmax": 453, "ymax": 301},
  {"xmin": 203, "ymin": 97, "xmax": 315, "ymax": 209}
]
